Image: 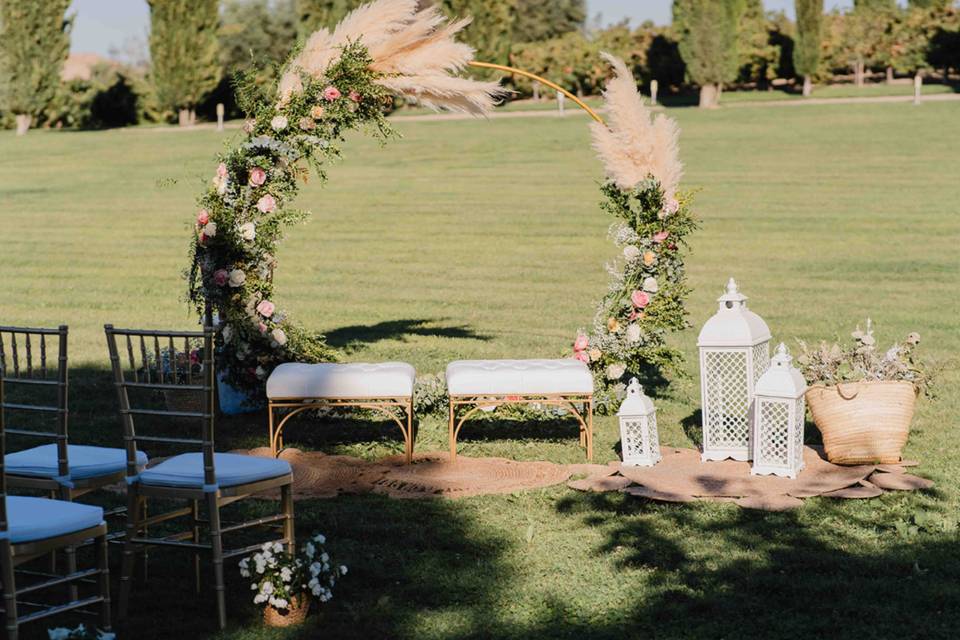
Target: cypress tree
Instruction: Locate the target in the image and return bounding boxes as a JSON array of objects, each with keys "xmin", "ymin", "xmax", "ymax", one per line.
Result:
[
  {"xmin": 0, "ymin": 0, "xmax": 73, "ymax": 135},
  {"xmin": 295, "ymin": 0, "xmax": 366, "ymax": 37},
  {"xmin": 148, "ymin": 0, "xmax": 221, "ymax": 126},
  {"xmin": 673, "ymin": 0, "xmax": 745, "ymax": 108},
  {"xmin": 513, "ymin": 0, "xmax": 586, "ymax": 44},
  {"xmin": 794, "ymin": 0, "xmax": 824, "ymax": 97}
]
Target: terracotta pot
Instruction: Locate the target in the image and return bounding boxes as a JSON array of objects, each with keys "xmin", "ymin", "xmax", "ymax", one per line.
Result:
[
  {"xmin": 263, "ymin": 595, "xmax": 310, "ymax": 627},
  {"xmin": 806, "ymin": 380, "xmax": 915, "ymax": 465}
]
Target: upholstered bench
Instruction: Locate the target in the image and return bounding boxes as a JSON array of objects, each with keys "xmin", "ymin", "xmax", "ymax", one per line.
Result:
[
  {"xmin": 445, "ymin": 359, "xmax": 594, "ymax": 461},
  {"xmin": 266, "ymin": 362, "xmax": 416, "ymax": 463}
]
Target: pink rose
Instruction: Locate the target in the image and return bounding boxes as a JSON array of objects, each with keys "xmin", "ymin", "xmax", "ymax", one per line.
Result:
[
  {"xmin": 197, "ymin": 209, "xmax": 209, "ymax": 226},
  {"xmin": 258, "ymin": 322, "xmax": 268, "ymax": 334},
  {"xmin": 256, "ymin": 194, "xmax": 277, "ymax": 213},
  {"xmin": 664, "ymin": 198, "xmax": 679, "ymax": 215},
  {"xmin": 212, "ymin": 269, "xmax": 229, "ymax": 287},
  {"xmin": 631, "ymin": 290, "xmax": 650, "ymax": 308},
  {"xmin": 323, "ymin": 86, "xmax": 342, "ymax": 102},
  {"xmin": 216, "ymin": 162, "xmax": 228, "ymax": 178},
  {"xmin": 348, "ymin": 90, "xmax": 361, "ymax": 103},
  {"xmin": 653, "ymin": 231, "xmax": 669, "ymax": 243},
  {"xmin": 249, "ymin": 167, "xmax": 267, "ymax": 187},
  {"xmin": 573, "ymin": 333, "xmax": 589, "ymax": 352},
  {"xmin": 242, "ymin": 119, "xmax": 255, "ymax": 134},
  {"xmin": 573, "ymin": 351, "xmax": 589, "ymax": 363},
  {"xmin": 256, "ymin": 300, "xmax": 275, "ymax": 318}
]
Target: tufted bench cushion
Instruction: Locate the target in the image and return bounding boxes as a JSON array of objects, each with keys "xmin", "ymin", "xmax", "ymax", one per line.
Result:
[
  {"xmin": 267, "ymin": 362, "xmax": 416, "ymax": 399},
  {"xmin": 445, "ymin": 359, "xmax": 594, "ymax": 396}
]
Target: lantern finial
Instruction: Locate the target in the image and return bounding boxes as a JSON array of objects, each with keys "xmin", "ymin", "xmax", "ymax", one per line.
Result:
[
  {"xmin": 627, "ymin": 377, "xmax": 641, "ymax": 396},
  {"xmin": 772, "ymin": 342, "xmax": 792, "ymax": 367},
  {"xmin": 726, "ymin": 277, "xmax": 738, "ymax": 295}
]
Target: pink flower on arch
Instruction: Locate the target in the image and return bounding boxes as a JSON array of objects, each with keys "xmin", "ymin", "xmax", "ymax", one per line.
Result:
[
  {"xmin": 256, "ymin": 300, "xmax": 275, "ymax": 318},
  {"xmin": 258, "ymin": 322, "xmax": 268, "ymax": 334},
  {"xmin": 216, "ymin": 162, "xmax": 228, "ymax": 178},
  {"xmin": 323, "ymin": 86, "xmax": 342, "ymax": 102},
  {"xmin": 574, "ymin": 333, "xmax": 589, "ymax": 352},
  {"xmin": 573, "ymin": 350, "xmax": 589, "ymax": 363},
  {"xmin": 631, "ymin": 290, "xmax": 650, "ymax": 309},
  {"xmin": 197, "ymin": 209, "xmax": 209, "ymax": 226},
  {"xmin": 653, "ymin": 231, "xmax": 669, "ymax": 244},
  {"xmin": 212, "ymin": 269, "xmax": 229, "ymax": 287},
  {"xmin": 249, "ymin": 167, "xmax": 267, "ymax": 187},
  {"xmin": 348, "ymin": 90, "xmax": 361, "ymax": 103},
  {"xmin": 257, "ymin": 194, "xmax": 277, "ymax": 214}
]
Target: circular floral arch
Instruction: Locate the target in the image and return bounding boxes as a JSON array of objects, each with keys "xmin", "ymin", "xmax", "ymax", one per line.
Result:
[{"xmin": 187, "ymin": 0, "xmax": 695, "ymax": 411}]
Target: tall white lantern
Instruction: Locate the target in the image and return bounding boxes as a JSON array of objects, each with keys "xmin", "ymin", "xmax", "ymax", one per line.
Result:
[
  {"xmin": 752, "ymin": 343, "xmax": 807, "ymax": 478},
  {"xmin": 698, "ymin": 278, "xmax": 771, "ymax": 462},
  {"xmin": 618, "ymin": 378, "xmax": 660, "ymax": 467}
]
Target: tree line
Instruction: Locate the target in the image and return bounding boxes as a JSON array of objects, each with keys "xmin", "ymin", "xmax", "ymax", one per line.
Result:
[{"xmin": 1, "ymin": 0, "xmax": 958, "ymax": 134}]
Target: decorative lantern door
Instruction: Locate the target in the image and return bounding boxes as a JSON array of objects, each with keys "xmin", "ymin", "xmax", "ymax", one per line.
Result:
[{"xmin": 697, "ymin": 278, "xmax": 771, "ymax": 462}]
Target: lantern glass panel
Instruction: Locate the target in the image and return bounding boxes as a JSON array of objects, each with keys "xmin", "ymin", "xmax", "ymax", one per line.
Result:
[
  {"xmin": 703, "ymin": 350, "xmax": 749, "ymax": 450},
  {"xmin": 758, "ymin": 399, "xmax": 791, "ymax": 467}
]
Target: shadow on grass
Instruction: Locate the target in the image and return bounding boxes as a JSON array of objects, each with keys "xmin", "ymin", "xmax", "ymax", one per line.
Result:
[
  {"xmin": 546, "ymin": 491, "xmax": 960, "ymax": 640},
  {"xmin": 325, "ymin": 318, "xmax": 490, "ymax": 352}
]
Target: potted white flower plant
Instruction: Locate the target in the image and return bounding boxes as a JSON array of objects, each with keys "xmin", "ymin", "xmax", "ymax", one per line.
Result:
[
  {"xmin": 796, "ymin": 319, "xmax": 930, "ymax": 464},
  {"xmin": 47, "ymin": 625, "xmax": 114, "ymax": 640},
  {"xmin": 239, "ymin": 533, "xmax": 346, "ymax": 627}
]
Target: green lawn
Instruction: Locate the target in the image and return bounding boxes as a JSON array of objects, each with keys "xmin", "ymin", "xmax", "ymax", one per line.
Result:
[{"xmin": 1, "ymin": 100, "xmax": 959, "ymax": 639}]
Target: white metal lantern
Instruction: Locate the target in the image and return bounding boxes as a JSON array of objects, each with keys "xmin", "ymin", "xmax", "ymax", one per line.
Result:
[
  {"xmin": 751, "ymin": 343, "xmax": 807, "ymax": 478},
  {"xmin": 618, "ymin": 378, "xmax": 661, "ymax": 467},
  {"xmin": 697, "ymin": 278, "xmax": 771, "ymax": 462}
]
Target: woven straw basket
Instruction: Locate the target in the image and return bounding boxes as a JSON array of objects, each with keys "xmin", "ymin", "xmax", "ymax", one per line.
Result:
[
  {"xmin": 263, "ymin": 596, "xmax": 310, "ymax": 627},
  {"xmin": 806, "ymin": 380, "xmax": 916, "ymax": 465}
]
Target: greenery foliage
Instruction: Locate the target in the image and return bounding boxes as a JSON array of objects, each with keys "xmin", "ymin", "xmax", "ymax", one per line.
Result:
[
  {"xmin": 0, "ymin": 0, "xmax": 72, "ymax": 121},
  {"xmin": 576, "ymin": 180, "xmax": 697, "ymax": 413},
  {"xmin": 512, "ymin": 0, "xmax": 586, "ymax": 44},
  {"xmin": 794, "ymin": 0, "xmax": 824, "ymax": 77},
  {"xmin": 187, "ymin": 41, "xmax": 393, "ymax": 395},
  {"xmin": 148, "ymin": 0, "xmax": 222, "ymax": 116},
  {"xmin": 674, "ymin": 0, "xmax": 744, "ymax": 88},
  {"xmin": 439, "ymin": 0, "xmax": 515, "ymax": 66},
  {"xmin": 295, "ymin": 0, "xmax": 366, "ymax": 36}
]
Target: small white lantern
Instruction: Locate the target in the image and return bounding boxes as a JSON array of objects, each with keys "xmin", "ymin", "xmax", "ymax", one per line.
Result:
[
  {"xmin": 698, "ymin": 278, "xmax": 771, "ymax": 462},
  {"xmin": 618, "ymin": 378, "xmax": 661, "ymax": 467},
  {"xmin": 752, "ymin": 343, "xmax": 807, "ymax": 478}
]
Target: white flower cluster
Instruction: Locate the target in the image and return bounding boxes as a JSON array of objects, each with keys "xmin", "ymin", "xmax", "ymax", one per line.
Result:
[
  {"xmin": 47, "ymin": 625, "xmax": 115, "ymax": 640},
  {"xmin": 238, "ymin": 533, "xmax": 346, "ymax": 612}
]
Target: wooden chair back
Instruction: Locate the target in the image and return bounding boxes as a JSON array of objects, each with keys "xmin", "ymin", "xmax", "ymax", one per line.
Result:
[
  {"xmin": 103, "ymin": 325, "xmax": 217, "ymax": 487},
  {"xmin": 0, "ymin": 326, "xmax": 69, "ymax": 479}
]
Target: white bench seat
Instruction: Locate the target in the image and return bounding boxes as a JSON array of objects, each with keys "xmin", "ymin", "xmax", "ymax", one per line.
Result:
[
  {"xmin": 446, "ymin": 359, "xmax": 594, "ymax": 396},
  {"xmin": 267, "ymin": 362, "xmax": 415, "ymax": 399}
]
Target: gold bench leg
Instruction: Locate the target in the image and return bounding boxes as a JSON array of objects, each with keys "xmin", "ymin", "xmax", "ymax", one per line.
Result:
[{"xmin": 448, "ymin": 401, "xmax": 457, "ymax": 462}]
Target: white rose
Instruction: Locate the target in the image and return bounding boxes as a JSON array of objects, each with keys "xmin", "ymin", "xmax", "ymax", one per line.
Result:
[
  {"xmin": 623, "ymin": 245, "xmax": 640, "ymax": 262},
  {"xmin": 255, "ymin": 366, "xmax": 266, "ymax": 379},
  {"xmin": 626, "ymin": 323, "xmax": 641, "ymax": 343},
  {"xmin": 239, "ymin": 222, "xmax": 256, "ymax": 241},
  {"xmin": 642, "ymin": 276, "xmax": 658, "ymax": 293},
  {"xmin": 213, "ymin": 175, "xmax": 229, "ymax": 195},
  {"xmin": 202, "ymin": 221, "xmax": 217, "ymax": 237},
  {"xmin": 606, "ymin": 363, "xmax": 626, "ymax": 380},
  {"xmin": 271, "ymin": 328, "xmax": 287, "ymax": 346},
  {"xmin": 271, "ymin": 115, "xmax": 288, "ymax": 131},
  {"xmin": 221, "ymin": 324, "xmax": 233, "ymax": 342},
  {"xmin": 228, "ymin": 269, "xmax": 246, "ymax": 287}
]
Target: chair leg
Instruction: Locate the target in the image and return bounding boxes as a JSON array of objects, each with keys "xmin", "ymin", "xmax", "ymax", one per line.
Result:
[
  {"xmin": 207, "ymin": 493, "xmax": 227, "ymax": 630},
  {"xmin": 191, "ymin": 500, "xmax": 201, "ymax": 594},
  {"xmin": 448, "ymin": 401, "xmax": 457, "ymax": 462},
  {"xmin": 118, "ymin": 484, "xmax": 140, "ymax": 622},
  {"xmin": 586, "ymin": 398, "xmax": 594, "ymax": 462},
  {"xmin": 1, "ymin": 540, "xmax": 18, "ymax": 640},
  {"xmin": 268, "ymin": 403, "xmax": 276, "ymax": 457},
  {"xmin": 60, "ymin": 486, "xmax": 79, "ymax": 602},
  {"xmin": 406, "ymin": 400, "xmax": 415, "ymax": 464},
  {"xmin": 139, "ymin": 497, "xmax": 149, "ymax": 582},
  {"xmin": 97, "ymin": 531, "xmax": 112, "ymax": 632},
  {"xmin": 281, "ymin": 484, "xmax": 295, "ymax": 554}
]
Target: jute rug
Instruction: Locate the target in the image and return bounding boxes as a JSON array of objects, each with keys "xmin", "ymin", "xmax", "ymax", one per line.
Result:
[
  {"xmin": 218, "ymin": 446, "xmax": 932, "ymax": 511},
  {"xmin": 572, "ymin": 446, "xmax": 933, "ymax": 511}
]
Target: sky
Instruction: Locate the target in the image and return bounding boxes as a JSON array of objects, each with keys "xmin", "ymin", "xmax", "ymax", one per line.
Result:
[{"xmin": 69, "ymin": 0, "xmax": 867, "ymax": 57}]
